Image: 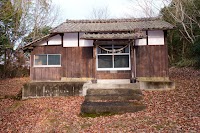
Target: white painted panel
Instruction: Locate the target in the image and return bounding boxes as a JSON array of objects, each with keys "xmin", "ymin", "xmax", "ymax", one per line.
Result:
[
  {"xmin": 48, "ymin": 34, "xmax": 61, "ymax": 45},
  {"xmin": 79, "ymin": 33, "xmax": 84, "ymax": 46},
  {"xmin": 38, "ymin": 40, "xmax": 47, "ymax": 46},
  {"xmin": 135, "ymin": 31, "xmax": 147, "ymax": 46},
  {"xmin": 63, "ymin": 33, "xmax": 78, "ymax": 47},
  {"xmin": 148, "ymin": 30, "xmax": 164, "ymax": 45},
  {"xmin": 79, "ymin": 33, "xmax": 93, "ymax": 47},
  {"xmin": 135, "ymin": 38, "xmax": 147, "ymax": 46},
  {"xmin": 81, "ymin": 40, "xmax": 93, "ymax": 47}
]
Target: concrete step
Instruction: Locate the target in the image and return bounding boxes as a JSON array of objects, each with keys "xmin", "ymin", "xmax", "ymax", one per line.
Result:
[
  {"xmin": 82, "ymin": 83, "xmax": 140, "ymax": 96},
  {"xmin": 81, "ymin": 101, "xmax": 146, "ymax": 114},
  {"xmin": 81, "ymin": 87, "xmax": 146, "ymax": 114},
  {"xmin": 85, "ymin": 94, "xmax": 143, "ymax": 101},
  {"xmin": 140, "ymin": 81, "xmax": 175, "ymax": 90},
  {"xmin": 88, "ymin": 83, "xmax": 140, "ymax": 89},
  {"xmin": 86, "ymin": 89, "xmax": 142, "ymax": 96},
  {"xmin": 97, "ymin": 79, "xmax": 130, "ymax": 84}
]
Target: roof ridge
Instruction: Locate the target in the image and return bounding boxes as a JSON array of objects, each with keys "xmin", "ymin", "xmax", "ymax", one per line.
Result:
[
  {"xmin": 50, "ymin": 17, "xmax": 174, "ymax": 33},
  {"xmin": 65, "ymin": 17, "xmax": 161, "ymax": 23},
  {"xmin": 85, "ymin": 30, "xmax": 143, "ymax": 34}
]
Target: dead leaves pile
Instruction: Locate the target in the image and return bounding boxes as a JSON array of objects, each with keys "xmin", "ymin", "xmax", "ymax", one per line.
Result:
[
  {"xmin": 0, "ymin": 77, "xmax": 30, "ymax": 97},
  {"xmin": 0, "ymin": 68, "xmax": 199, "ymax": 132}
]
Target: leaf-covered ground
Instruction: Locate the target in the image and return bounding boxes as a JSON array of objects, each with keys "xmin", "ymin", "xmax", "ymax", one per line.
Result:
[
  {"xmin": 0, "ymin": 77, "xmax": 30, "ymax": 97},
  {"xmin": 0, "ymin": 67, "xmax": 199, "ymax": 132}
]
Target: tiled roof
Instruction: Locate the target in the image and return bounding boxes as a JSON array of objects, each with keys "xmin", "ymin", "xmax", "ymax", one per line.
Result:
[
  {"xmin": 51, "ymin": 18, "xmax": 174, "ymax": 33},
  {"xmin": 23, "ymin": 18, "xmax": 174, "ymax": 50},
  {"xmin": 81, "ymin": 32, "xmax": 146, "ymax": 40}
]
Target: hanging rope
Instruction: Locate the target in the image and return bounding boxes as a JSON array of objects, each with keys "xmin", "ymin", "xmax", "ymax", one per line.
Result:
[{"xmin": 98, "ymin": 43, "xmax": 130, "ymax": 53}]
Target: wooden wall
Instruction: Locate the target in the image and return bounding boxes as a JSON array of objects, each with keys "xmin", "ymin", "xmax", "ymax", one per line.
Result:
[
  {"xmin": 135, "ymin": 45, "xmax": 168, "ymax": 77},
  {"xmin": 62, "ymin": 47, "xmax": 93, "ymax": 78},
  {"xmin": 31, "ymin": 46, "xmax": 94, "ymax": 81},
  {"xmin": 30, "ymin": 46, "xmax": 63, "ymax": 81},
  {"xmin": 96, "ymin": 70, "xmax": 131, "ymax": 79},
  {"xmin": 30, "ymin": 44, "xmax": 169, "ymax": 81},
  {"xmin": 96, "ymin": 44, "xmax": 168, "ymax": 79}
]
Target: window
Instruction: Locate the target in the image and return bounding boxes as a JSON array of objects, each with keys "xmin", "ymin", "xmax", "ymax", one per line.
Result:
[
  {"xmin": 34, "ymin": 54, "xmax": 61, "ymax": 67},
  {"xmin": 97, "ymin": 44, "xmax": 130, "ymax": 70}
]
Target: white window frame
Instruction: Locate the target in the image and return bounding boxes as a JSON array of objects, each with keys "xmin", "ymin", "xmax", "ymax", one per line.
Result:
[
  {"xmin": 34, "ymin": 54, "xmax": 61, "ymax": 67},
  {"xmin": 97, "ymin": 44, "xmax": 131, "ymax": 71}
]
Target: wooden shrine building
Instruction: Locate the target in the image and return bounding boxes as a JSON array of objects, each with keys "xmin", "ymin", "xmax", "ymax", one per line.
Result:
[{"xmin": 24, "ymin": 18, "xmax": 174, "ymax": 83}]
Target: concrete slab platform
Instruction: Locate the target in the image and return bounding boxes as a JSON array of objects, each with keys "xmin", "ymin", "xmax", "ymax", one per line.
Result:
[
  {"xmin": 140, "ymin": 81, "xmax": 175, "ymax": 90},
  {"xmin": 82, "ymin": 82, "xmax": 140, "ymax": 96},
  {"xmin": 97, "ymin": 79, "xmax": 130, "ymax": 84},
  {"xmin": 81, "ymin": 101, "xmax": 146, "ymax": 114}
]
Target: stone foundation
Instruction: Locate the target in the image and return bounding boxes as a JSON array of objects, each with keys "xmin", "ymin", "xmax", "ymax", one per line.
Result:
[{"xmin": 22, "ymin": 82, "xmax": 85, "ymax": 99}]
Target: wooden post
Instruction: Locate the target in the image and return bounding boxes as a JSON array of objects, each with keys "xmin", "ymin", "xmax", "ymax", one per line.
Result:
[
  {"xmin": 30, "ymin": 53, "xmax": 33, "ymax": 80},
  {"xmin": 164, "ymin": 30, "xmax": 169, "ymax": 77},
  {"xmin": 93, "ymin": 43, "xmax": 97, "ymax": 82},
  {"xmin": 59, "ymin": 33, "xmax": 64, "ymax": 47},
  {"xmin": 131, "ymin": 40, "xmax": 136, "ymax": 83},
  {"xmin": 78, "ymin": 32, "xmax": 80, "ymax": 47},
  {"xmin": 146, "ymin": 30, "xmax": 149, "ymax": 45},
  {"xmin": 59, "ymin": 33, "xmax": 65, "ymax": 78}
]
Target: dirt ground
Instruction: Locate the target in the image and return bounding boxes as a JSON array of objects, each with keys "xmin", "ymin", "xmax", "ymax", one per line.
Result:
[{"xmin": 0, "ymin": 67, "xmax": 199, "ymax": 132}]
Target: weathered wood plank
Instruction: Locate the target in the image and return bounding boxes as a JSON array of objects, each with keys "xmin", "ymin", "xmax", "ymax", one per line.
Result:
[
  {"xmin": 68, "ymin": 47, "xmax": 72, "ymax": 77},
  {"xmin": 61, "ymin": 46, "xmax": 66, "ymax": 77},
  {"xmin": 32, "ymin": 46, "xmax": 93, "ymax": 80},
  {"xmin": 96, "ymin": 71, "xmax": 131, "ymax": 79},
  {"xmin": 30, "ymin": 44, "xmax": 168, "ymax": 81},
  {"xmin": 65, "ymin": 48, "xmax": 69, "ymax": 77},
  {"xmin": 79, "ymin": 47, "xmax": 82, "ymax": 78},
  {"xmin": 136, "ymin": 45, "xmax": 168, "ymax": 77}
]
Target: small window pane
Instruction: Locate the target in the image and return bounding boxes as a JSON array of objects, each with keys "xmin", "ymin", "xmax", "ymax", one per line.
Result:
[
  {"xmin": 98, "ymin": 55, "xmax": 113, "ymax": 68},
  {"xmin": 114, "ymin": 45, "xmax": 129, "ymax": 53},
  {"xmin": 35, "ymin": 55, "xmax": 47, "ymax": 65},
  {"xmin": 124, "ymin": 47, "xmax": 129, "ymax": 53},
  {"xmin": 114, "ymin": 55, "xmax": 129, "ymax": 68},
  {"xmin": 98, "ymin": 45, "xmax": 112, "ymax": 54},
  {"xmin": 48, "ymin": 55, "xmax": 60, "ymax": 65}
]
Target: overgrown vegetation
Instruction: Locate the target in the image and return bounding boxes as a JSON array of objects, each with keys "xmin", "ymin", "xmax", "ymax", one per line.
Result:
[
  {"xmin": 0, "ymin": 0, "xmax": 59, "ymax": 79},
  {"xmin": 0, "ymin": 51, "xmax": 29, "ymax": 78},
  {"xmin": 161, "ymin": 0, "xmax": 200, "ymax": 68}
]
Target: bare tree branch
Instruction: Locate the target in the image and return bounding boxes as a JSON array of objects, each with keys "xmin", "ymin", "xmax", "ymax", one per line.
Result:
[
  {"xmin": 89, "ymin": 6, "xmax": 110, "ymax": 19},
  {"xmin": 128, "ymin": 0, "xmax": 166, "ymax": 17},
  {"xmin": 163, "ymin": 0, "xmax": 200, "ymax": 43}
]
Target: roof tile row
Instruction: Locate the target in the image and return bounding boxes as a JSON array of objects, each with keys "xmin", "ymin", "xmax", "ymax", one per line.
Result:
[
  {"xmin": 51, "ymin": 18, "xmax": 174, "ymax": 33},
  {"xmin": 81, "ymin": 32, "xmax": 146, "ymax": 40}
]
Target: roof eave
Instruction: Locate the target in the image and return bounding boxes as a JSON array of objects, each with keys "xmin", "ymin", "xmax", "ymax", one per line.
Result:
[
  {"xmin": 23, "ymin": 33, "xmax": 57, "ymax": 51},
  {"xmin": 51, "ymin": 27, "xmax": 175, "ymax": 34}
]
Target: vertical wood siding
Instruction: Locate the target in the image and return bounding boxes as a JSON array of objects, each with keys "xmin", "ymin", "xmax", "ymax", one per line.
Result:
[
  {"xmin": 96, "ymin": 70, "xmax": 131, "ymax": 79},
  {"xmin": 31, "ymin": 46, "xmax": 63, "ymax": 81},
  {"xmin": 63, "ymin": 47, "xmax": 93, "ymax": 78},
  {"xmin": 30, "ymin": 44, "xmax": 169, "ymax": 81},
  {"xmin": 31, "ymin": 46, "xmax": 94, "ymax": 81},
  {"xmin": 135, "ymin": 45, "xmax": 168, "ymax": 77}
]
